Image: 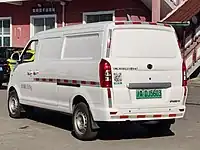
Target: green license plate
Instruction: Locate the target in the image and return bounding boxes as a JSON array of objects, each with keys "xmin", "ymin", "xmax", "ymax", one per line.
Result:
[{"xmin": 136, "ymin": 89, "xmax": 162, "ymax": 99}]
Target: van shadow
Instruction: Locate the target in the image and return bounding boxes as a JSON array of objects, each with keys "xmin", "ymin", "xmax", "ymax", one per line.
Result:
[
  {"xmin": 97, "ymin": 123, "xmax": 175, "ymax": 141},
  {"xmin": 25, "ymin": 108, "xmax": 73, "ymax": 131},
  {"xmin": 24, "ymin": 108, "xmax": 175, "ymax": 141}
]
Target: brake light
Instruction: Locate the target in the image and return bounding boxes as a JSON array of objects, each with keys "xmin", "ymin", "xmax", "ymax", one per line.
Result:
[
  {"xmin": 106, "ymin": 29, "xmax": 112, "ymax": 58},
  {"xmin": 178, "ymin": 40, "xmax": 181, "ymax": 48},
  {"xmin": 99, "ymin": 59, "xmax": 112, "ymax": 88},
  {"xmin": 149, "ymin": 22, "xmax": 157, "ymax": 25},
  {"xmin": 107, "ymin": 30, "xmax": 112, "ymax": 49},
  {"xmin": 182, "ymin": 61, "xmax": 187, "ymax": 86},
  {"xmin": 132, "ymin": 21, "xmax": 142, "ymax": 24}
]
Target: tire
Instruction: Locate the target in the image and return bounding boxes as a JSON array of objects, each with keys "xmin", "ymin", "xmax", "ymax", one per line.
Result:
[
  {"xmin": 8, "ymin": 90, "xmax": 22, "ymax": 118},
  {"xmin": 72, "ymin": 102, "xmax": 98, "ymax": 141}
]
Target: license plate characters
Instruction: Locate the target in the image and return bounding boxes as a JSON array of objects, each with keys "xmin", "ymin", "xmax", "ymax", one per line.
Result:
[
  {"xmin": 0, "ymin": 67, "xmax": 2, "ymax": 71},
  {"xmin": 136, "ymin": 89, "xmax": 162, "ymax": 99}
]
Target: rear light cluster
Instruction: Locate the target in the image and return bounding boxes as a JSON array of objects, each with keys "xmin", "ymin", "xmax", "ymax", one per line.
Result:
[
  {"xmin": 182, "ymin": 61, "xmax": 187, "ymax": 86},
  {"xmin": 177, "ymin": 39, "xmax": 187, "ymax": 86},
  {"xmin": 99, "ymin": 59, "xmax": 112, "ymax": 88},
  {"xmin": 99, "ymin": 29, "xmax": 113, "ymax": 88},
  {"xmin": 182, "ymin": 60, "xmax": 188, "ymax": 105}
]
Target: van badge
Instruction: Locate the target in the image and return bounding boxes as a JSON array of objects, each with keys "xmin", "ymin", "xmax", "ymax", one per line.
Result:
[{"xmin": 147, "ymin": 64, "xmax": 153, "ymax": 70}]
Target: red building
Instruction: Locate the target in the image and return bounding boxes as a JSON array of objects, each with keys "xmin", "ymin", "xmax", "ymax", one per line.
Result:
[
  {"xmin": 2, "ymin": 0, "xmax": 200, "ymax": 78},
  {"xmin": 0, "ymin": 0, "xmax": 152, "ymax": 47}
]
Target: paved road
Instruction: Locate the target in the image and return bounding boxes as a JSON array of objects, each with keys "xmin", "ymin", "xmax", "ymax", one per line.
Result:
[{"xmin": 0, "ymin": 85, "xmax": 200, "ymax": 150}]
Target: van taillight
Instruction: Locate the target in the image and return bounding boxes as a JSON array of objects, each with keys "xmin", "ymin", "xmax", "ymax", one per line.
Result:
[
  {"xmin": 182, "ymin": 61, "xmax": 187, "ymax": 86},
  {"xmin": 99, "ymin": 59, "xmax": 112, "ymax": 88}
]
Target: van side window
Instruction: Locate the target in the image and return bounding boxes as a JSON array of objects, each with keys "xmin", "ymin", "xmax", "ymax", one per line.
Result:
[
  {"xmin": 39, "ymin": 37, "xmax": 63, "ymax": 60},
  {"xmin": 63, "ymin": 33, "xmax": 101, "ymax": 59},
  {"xmin": 23, "ymin": 52, "xmax": 33, "ymax": 60},
  {"xmin": 21, "ymin": 40, "xmax": 38, "ymax": 63}
]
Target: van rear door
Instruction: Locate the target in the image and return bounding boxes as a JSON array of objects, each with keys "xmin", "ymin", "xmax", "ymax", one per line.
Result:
[{"xmin": 109, "ymin": 25, "xmax": 183, "ymax": 109}]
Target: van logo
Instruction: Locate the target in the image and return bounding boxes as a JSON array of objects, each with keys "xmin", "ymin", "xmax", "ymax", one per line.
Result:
[{"xmin": 147, "ymin": 64, "xmax": 153, "ymax": 70}]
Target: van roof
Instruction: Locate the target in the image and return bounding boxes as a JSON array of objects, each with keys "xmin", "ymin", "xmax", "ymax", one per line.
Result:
[
  {"xmin": 33, "ymin": 21, "xmax": 174, "ymax": 39},
  {"xmin": 35, "ymin": 21, "xmax": 111, "ymax": 36}
]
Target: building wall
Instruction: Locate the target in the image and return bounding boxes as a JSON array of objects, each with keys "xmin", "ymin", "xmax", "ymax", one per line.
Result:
[
  {"xmin": 0, "ymin": 1, "xmax": 62, "ymax": 47},
  {"xmin": 0, "ymin": 3, "xmax": 30, "ymax": 47},
  {"xmin": 66, "ymin": 0, "xmax": 151, "ymax": 24},
  {"xmin": 0, "ymin": 0, "xmax": 150, "ymax": 47}
]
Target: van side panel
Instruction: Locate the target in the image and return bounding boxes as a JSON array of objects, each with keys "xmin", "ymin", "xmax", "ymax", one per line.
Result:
[
  {"xmin": 21, "ymin": 36, "xmax": 64, "ymax": 109},
  {"xmin": 56, "ymin": 31, "xmax": 106, "ymax": 115}
]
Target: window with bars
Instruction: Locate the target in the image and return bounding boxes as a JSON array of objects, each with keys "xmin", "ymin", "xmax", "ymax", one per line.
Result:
[
  {"xmin": 0, "ymin": 19, "xmax": 11, "ymax": 47},
  {"xmin": 83, "ymin": 11, "xmax": 114, "ymax": 23},
  {"xmin": 32, "ymin": 16, "xmax": 56, "ymax": 36}
]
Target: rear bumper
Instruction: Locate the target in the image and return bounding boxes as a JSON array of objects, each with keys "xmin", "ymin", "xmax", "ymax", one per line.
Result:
[
  {"xmin": 91, "ymin": 105, "xmax": 186, "ymax": 122},
  {"xmin": 109, "ymin": 112, "xmax": 184, "ymax": 122}
]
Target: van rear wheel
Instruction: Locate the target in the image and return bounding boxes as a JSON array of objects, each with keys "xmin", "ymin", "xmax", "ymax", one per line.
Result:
[{"xmin": 72, "ymin": 102, "xmax": 98, "ymax": 141}]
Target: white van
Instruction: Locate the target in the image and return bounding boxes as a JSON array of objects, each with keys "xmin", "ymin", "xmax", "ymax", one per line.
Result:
[{"xmin": 7, "ymin": 21, "xmax": 188, "ymax": 140}]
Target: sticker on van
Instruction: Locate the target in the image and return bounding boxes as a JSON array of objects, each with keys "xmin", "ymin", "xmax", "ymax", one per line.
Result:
[{"xmin": 113, "ymin": 72, "xmax": 122, "ymax": 85}]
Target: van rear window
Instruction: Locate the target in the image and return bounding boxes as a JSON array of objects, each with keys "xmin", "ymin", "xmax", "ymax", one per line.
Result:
[{"xmin": 111, "ymin": 28, "xmax": 179, "ymax": 58}]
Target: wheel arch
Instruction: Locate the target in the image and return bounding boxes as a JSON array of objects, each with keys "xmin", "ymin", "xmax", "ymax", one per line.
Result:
[
  {"xmin": 71, "ymin": 95, "xmax": 90, "ymax": 112},
  {"xmin": 71, "ymin": 94, "xmax": 99, "ymax": 130},
  {"xmin": 8, "ymin": 86, "xmax": 16, "ymax": 93},
  {"xmin": 7, "ymin": 85, "xmax": 21, "ymax": 101}
]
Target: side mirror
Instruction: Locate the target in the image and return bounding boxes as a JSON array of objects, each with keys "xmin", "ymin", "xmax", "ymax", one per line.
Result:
[{"xmin": 11, "ymin": 52, "xmax": 20, "ymax": 62}]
